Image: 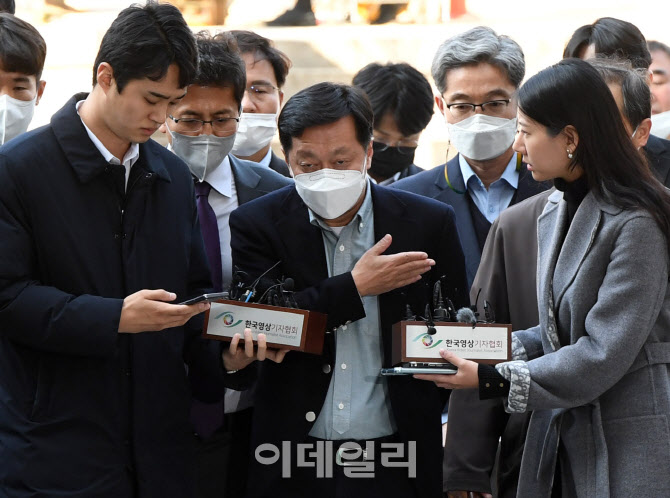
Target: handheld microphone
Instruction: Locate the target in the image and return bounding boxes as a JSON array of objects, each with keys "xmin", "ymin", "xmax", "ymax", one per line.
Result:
[
  {"xmin": 484, "ymin": 300, "xmax": 496, "ymax": 323},
  {"xmin": 445, "ymin": 297, "xmax": 457, "ymax": 322},
  {"xmin": 456, "ymin": 307, "xmax": 477, "ymax": 328},
  {"xmin": 424, "ymin": 304, "xmax": 436, "ymax": 335},
  {"xmin": 280, "ymin": 277, "xmax": 297, "ymax": 308},
  {"xmin": 432, "ymin": 281, "xmax": 449, "ymax": 321}
]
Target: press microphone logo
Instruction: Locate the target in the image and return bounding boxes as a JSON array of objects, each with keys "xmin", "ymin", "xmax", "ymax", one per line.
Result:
[
  {"xmin": 413, "ymin": 333, "xmax": 442, "ymax": 349},
  {"xmin": 214, "ymin": 311, "xmax": 243, "ymax": 328}
]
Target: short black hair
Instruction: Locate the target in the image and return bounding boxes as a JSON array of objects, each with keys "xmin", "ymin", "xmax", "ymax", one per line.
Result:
[
  {"xmin": 563, "ymin": 17, "xmax": 651, "ymax": 69},
  {"xmin": 0, "ymin": 13, "xmax": 46, "ymax": 80},
  {"xmin": 193, "ymin": 31, "xmax": 246, "ymax": 110},
  {"xmin": 92, "ymin": 1, "xmax": 198, "ymax": 93},
  {"xmin": 278, "ymin": 82, "xmax": 373, "ymax": 153},
  {"xmin": 353, "ymin": 62, "xmax": 433, "ymax": 136},
  {"xmin": 0, "ymin": 0, "xmax": 15, "ymax": 14},
  {"xmin": 228, "ymin": 30, "xmax": 291, "ymax": 88}
]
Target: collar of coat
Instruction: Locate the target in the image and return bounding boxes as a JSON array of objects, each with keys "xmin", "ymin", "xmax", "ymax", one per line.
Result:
[{"xmin": 51, "ymin": 93, "xmax": 171, "ymax": 184}]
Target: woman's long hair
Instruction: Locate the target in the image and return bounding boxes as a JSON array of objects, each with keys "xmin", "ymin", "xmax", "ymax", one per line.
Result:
[{"xmin": 518, "ymin": 58, "xmax": 670, "ymax": 252}]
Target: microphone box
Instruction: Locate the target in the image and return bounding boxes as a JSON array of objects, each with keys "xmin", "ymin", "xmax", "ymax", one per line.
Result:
[
  {"xmin": 391, "ymin": 321, "xmax": 512, "ymax": 365},
  {"xmin": 203, "ymin": 299, "xmax": 327, "ymax": 354}
]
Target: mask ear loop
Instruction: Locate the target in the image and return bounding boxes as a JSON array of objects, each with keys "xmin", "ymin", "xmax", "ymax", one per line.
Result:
[{"xmin": 443, "ymin": 141, "xmax": 466, "ymax": 195}]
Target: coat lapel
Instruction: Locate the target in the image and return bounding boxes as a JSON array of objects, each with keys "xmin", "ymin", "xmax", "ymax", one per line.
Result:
[
  {"xmin": 433, "ymin": 157, "xmax": 481, "ymax": 285},
  {"xmin": 536, "ymin": 190, "xmax": 567, "ymax": 352},
  {"xmin": 552, "ymin": 192, "xmax": 603, "ymax": 310},
  {"xmin": 230, "ymin": 156, "xmax": 263, "ymax": 205}
]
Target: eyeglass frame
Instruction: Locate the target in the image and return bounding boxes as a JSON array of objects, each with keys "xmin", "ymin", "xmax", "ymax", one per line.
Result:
[
  {"xmin": 167, "ymin": 115, "xmax": 240, "ymax": 136},
  {"xmin": 244, "ymin": 84, "xmax": 280, "ymax": 100},
  {"xmin": 444, "ymin": 98, "xmax": 513, "ymax": 117}
]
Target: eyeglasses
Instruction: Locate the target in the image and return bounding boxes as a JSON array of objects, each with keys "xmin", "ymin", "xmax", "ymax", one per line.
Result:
[
  {"xmin": 445, "ymin": 99, "xmax": 512, "ymax": 118},
  {"xmin": 245, "ymin": 84, "xmax": 279, "ymax": 102},
  {"xmin": 168, "ymin": 115, "xmax": 239, "ymax": 136},
  {"xmin": 373, "ymin": 138, "xmax": 419, "ymax": 154}
]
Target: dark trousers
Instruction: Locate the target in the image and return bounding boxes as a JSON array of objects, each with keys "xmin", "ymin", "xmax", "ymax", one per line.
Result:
[
  {"xmin": 195, "ymin": 408, "xmax": 254, "ymax": 498},
  {"xmin": 282, "ymin": 435, "xmax": 417, "ymax": 498}
]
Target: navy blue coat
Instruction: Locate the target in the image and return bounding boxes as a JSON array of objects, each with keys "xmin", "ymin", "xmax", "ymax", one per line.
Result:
[
  {"xmin": 0, "ymin": 95, "xmax": 232, "ymax": 497},
  {"xmin": 230, "ymin": 183, "xmax": 469, "ymax": 498},
  {"xmin": 393, "ymin": 155, "xmax": 549, "ymax": 288}
]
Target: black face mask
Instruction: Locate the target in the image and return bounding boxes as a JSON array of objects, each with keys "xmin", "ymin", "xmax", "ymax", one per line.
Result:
[{"xmin": 370, "ymin": 141, "xmax": 416, "ymax": 180}]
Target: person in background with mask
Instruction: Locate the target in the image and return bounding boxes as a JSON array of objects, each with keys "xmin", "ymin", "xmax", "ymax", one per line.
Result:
[
  {"xmin": 0, "ymin": 13, "xmax": 46, "ymax": 145},
  {"xmin": 160, "ymin": 31, "xmax": 291, "ymax": 498},
  {"xmin": 229, "ymin": 30, "xmax": 292, "ymax": 177},
  {"xmin": 393, "ymin": 26, "xmax": 549, "ymax": 290},
  {"xmin": 648, "ymin": 40, "xmax": 670, "ymax": 139},
  {"xmin": 229, "ymin": 82, "xmax": 469, "ymax": 498},
  {"xmin": 352, "ymin": 62, "xmax": 432, "ymax": 185}
]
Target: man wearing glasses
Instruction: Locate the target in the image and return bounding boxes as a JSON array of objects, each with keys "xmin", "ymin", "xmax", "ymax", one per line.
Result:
[
  {"xmin": 352, "ymin": 62, "xmax": 434, "ymax": 185},
  {"xmin": 229, "ymin": 30, "xmax": 292, "ymax": 178},
  {"xmin": 393, "ymin": 26, "xmax": 548, "ymax": 290},
  {"xmin": 392, "ymin": 27, "xmax": 549, "ymax": 498},
  {"xmin": 160, "ymin": 31, "xmax": 291, "ymax": 498}
]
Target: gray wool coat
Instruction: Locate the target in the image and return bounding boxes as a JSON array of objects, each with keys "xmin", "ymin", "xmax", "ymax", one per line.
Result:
[{"xmin": 506, "ymin": 189, "xmax": 670, "ymax": 497}]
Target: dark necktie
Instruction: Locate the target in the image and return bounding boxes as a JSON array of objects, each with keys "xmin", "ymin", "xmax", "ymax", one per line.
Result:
[
  {"xmin": 194, "ymin": 181, "xmax": 223, "ymax": 292},
  {"xmin": 191, "ymin": 181, "xmax": 224, "ymax": 439}
]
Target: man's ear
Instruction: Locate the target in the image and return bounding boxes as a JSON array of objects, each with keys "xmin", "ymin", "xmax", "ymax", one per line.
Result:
[
  {"xmin": 278, "ymin": 90, "xmax": 284, "ymax": 108},
  {"xmin": 633, "ymin": 117, "xmax": 652, "ymax": 149},
  {"xmin": 35, "ymin": 80, "xmax": 46, "ymax": 105},
  {"xmin": 96, "ymin": 62, "xmax": 115, "ymax": 94},
  {"xmin": 435, "ymin": 94, "xmax": 446, "ymax": 117},
  {"xmin": 365, "ymin": 139, "xmax": 373, "ymax": 170}
]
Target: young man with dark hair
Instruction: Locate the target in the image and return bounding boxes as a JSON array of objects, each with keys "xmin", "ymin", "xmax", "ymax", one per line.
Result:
[
  {"xmin": 230, "ymin": 81, "xmax": 469, "ymax": 498},
  {"xmin": 160, "ymin": 31, "xmax": 291, "ymax": 498},
  {"xmin": 0, "ymin": 0, "xmax": 15, "ymax": 14},
  {"xmin": 0, "ymin": 13, "xmax": 46, "ymax": 144},
  {"xmin": 229, "ymin": 30, "xmax": 292, "ymax": 177},
  {"xmin": 352, "ymin": 62, "xmax": 433, "ymax": 185},
  {"xmin": 0, "ymin": 3, "xmax": 245, "ymax": 496}
]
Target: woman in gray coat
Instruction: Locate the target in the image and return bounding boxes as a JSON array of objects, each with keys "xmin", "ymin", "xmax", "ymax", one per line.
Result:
[{"xmin": 417, "ymin": 58, "xmax": 670, "ymax": 497}]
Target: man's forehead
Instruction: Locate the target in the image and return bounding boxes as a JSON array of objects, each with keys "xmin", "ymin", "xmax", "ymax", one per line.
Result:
[{"xmin": 443, "ymin": 63, "xmax": 516, "ymax": 96}]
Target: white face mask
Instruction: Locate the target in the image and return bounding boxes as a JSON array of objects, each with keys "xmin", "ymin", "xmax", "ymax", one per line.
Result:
[
  {"xmin": 231, "ymin": 113, "xmax": 278, "ymax": 157},
  {"xmin": 447, "ymin": 114, "xmax": 517, "ymax": 161},
  {"xmin": 0, "ymin": 94, "xmax": 36, "ymax": 145},
  {"xmin": 168, "ymin": 128, "xmax": 236, "ymax": 182},
  {"xmin": 292, "ymin": 160, "xmax": 368, "ymax": 220}
]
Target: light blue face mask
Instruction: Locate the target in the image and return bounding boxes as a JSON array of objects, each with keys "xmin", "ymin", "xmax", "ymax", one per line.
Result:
[{"xmin": 167, "ymin": 127, "xmax": 236, "ymax": 181}]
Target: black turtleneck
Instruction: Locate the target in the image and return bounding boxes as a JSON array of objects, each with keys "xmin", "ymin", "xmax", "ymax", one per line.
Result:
[{"xmin": 554, "ymin": 175, "xmax": 590, "ymax": 227}]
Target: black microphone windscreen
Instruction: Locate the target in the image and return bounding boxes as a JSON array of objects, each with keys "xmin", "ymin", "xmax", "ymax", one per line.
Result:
[
  {"xmin": 456, "ymin": 307, "xmax": 477, "ymax": 325},
  {"xmin": 283, "ymin": 277, "xmax": 295, "ymax": 292}
]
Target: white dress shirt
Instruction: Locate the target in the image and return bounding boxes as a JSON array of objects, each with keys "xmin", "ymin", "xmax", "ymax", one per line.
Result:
[{"xmin": 76, "ymin": 100, "xmax": 139, "ymax": 189}]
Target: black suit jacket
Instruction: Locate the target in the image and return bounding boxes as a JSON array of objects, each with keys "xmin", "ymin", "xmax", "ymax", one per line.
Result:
[
  {"xmin": 229, "ymin": 183, "xmax": 469, "ymax": 498},
  {"xmin": 229, "ymin": 154, "xmax": 293, "ymax": 206},
  {"xmin": 645, "ymin": 134, "xmax": 670, "ymax": 187},
  {"xmin": 392, "ymin": 154, "xmax": 549, "ymax": 288},
  {"xmin": 268, "ymin": 150, "xmax": 291, "ymax": 177}
]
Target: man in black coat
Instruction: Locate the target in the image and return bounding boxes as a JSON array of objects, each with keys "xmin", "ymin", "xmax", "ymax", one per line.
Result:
[
  {"xmin": 0, "ymin": 4, "xmax": 240, "ymax": 497},
  {"xmin": 230, "ymin": 82, "xmax": 469, "ymax": 498}
]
